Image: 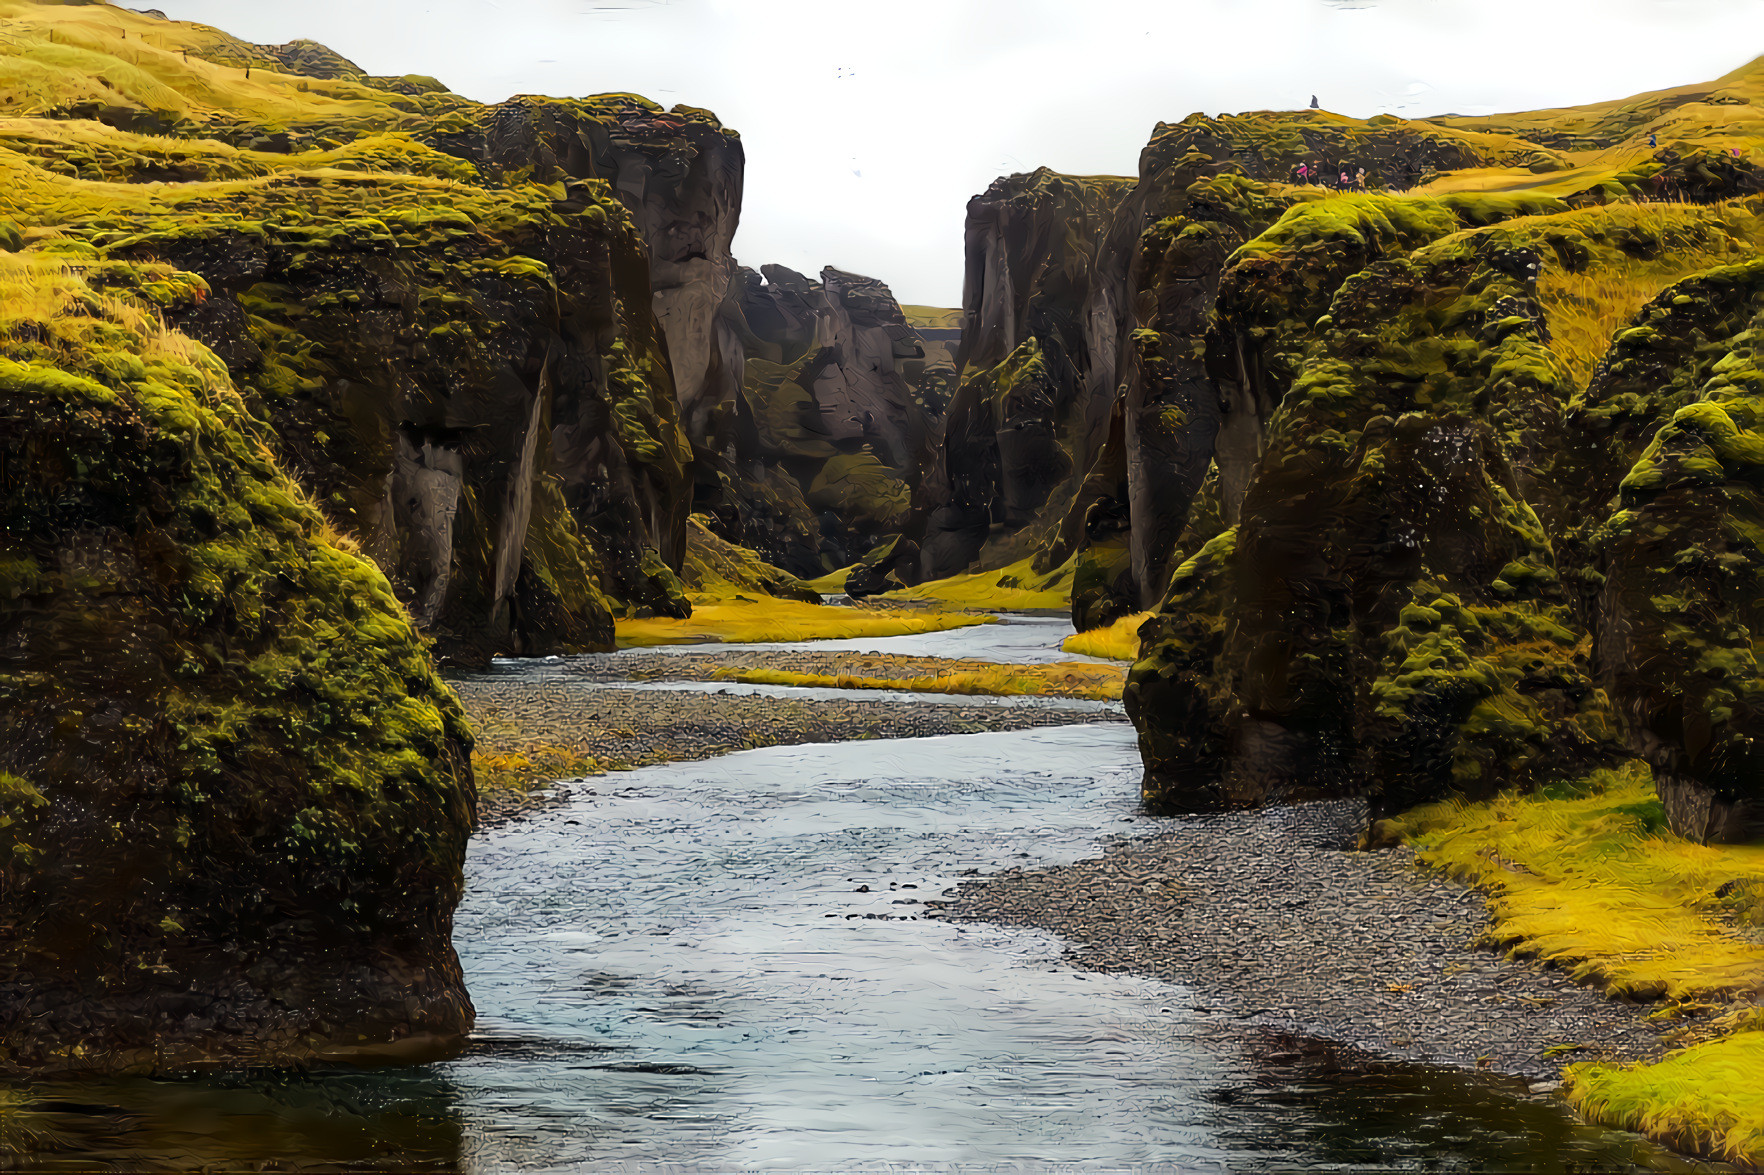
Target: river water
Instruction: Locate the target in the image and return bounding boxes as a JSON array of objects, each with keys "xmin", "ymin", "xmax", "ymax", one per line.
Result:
[{"xmin": 0, "ymin": 618, "xmax": 1695, "ymax": 1171}]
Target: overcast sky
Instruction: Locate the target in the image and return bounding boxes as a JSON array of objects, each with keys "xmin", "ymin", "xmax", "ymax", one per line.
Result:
[{"xmin": 151, "ymin": 0, "xmax": 1764, "ymax": 306}]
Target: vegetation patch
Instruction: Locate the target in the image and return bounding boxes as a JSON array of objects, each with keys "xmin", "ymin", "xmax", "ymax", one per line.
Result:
[
  {"xmin": 1379, "ymin": 763, "xmax": 1764, "ymax": 1165},
  {"xmin": 716, "ymin": 663, "xmax": 1124, "ymax": 702},
  {"xmin": 1062, "ymin": 611, "xmax": 1153, "ymax": 661},
  {"xmin": 886, "ymin": 554, "xmax": 1074, "ymax": 611},
  {"xmin": 615, "ymin": 600, "xmax": 988, "ymax": 648}
]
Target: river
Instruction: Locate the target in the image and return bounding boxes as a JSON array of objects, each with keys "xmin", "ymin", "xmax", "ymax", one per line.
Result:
[{"xmin": 0, "ymin": 616, "xmax": 1692, "ymax": 1171}]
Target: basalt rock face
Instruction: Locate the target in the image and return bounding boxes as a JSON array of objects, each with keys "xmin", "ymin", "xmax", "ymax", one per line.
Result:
[
  {"xmin": 718, "ymin": 264, "xmax": 937, "ymax": 580},
  {"xmin": 472, "ymin": 96, "xmax": 746, "ymax": 451},
  {"xmin": 1125, "ymin": 211, "xmax": 1633, "ymax": 818},
  {"xmin": 0, "ymin": 5, "xmax": 725, "ymax": 664},
  {"xmin": 921, "ymin": 169, "xmax": 1133, "ymax": 581},
  {"xmin": 1070, "ymin": 114, "xmax": 1560, "ymax": 619},
  {"xmin": 0, "ymin": 255, "xmax": 476, "ymax": 1073},
  {"xmin": 938, "ymin": 115, "xmax": 1541, "ymax": 621},
  {"xmin": 109, "ymin": 182, "xmax": 693, "ymax": 664},
  {"xmin": 1576, "ymin": 258, "xmax": 1764, "ymax": 843},
  {"xmin": 1123, "ymin": 187, "xmax": 1764, "ymax": 832}
]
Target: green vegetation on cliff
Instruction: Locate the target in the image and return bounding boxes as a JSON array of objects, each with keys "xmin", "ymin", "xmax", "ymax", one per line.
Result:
[{"xmin": 0, "ymin": 252, "xmax": 476, "ymax": 1072}]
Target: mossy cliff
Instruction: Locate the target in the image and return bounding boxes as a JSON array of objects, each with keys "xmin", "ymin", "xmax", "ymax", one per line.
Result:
[
  {"xmin": 1123, "ymin": 195, "xmax": 1764, "ymax": 839},
  {"xmin": 0, "ymin": 254, "xmax": 476, "ymax": 1073},
  {"xmin": 926, "ymin": 112, "xmax": 1544, "ymax": 617},
  {"xmin": 1576, "ymin": 257, "xmax": 1764, "ymax": 843},
  {"xmin": 713, "ymin": 264, "xmax": 941, "ymax": 588},
  {"xmin": 920, "ymin": 168, "xmax": 1132, "ymax": 580},
  {"xmin": 0, "ymin": 0, "xmax": 761, "ymax": 661}
]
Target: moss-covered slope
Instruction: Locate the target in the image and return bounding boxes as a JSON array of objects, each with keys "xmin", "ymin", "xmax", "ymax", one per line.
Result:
[
  {"xmin": 0, "ymin": 0, "xmax": 760, "ymax": 662},
  {"xmin": 0, "ymin": 253, "xmax": 476, "ymax": 1073}
]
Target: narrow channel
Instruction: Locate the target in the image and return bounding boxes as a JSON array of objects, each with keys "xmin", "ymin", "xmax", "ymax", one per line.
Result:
[{"xmin": 0, "ymin": 617, "xmax": 1692, "ymax": 1171}]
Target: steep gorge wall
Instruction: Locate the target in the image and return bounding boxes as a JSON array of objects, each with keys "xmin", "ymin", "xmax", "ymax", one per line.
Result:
[
  {"xmin": 0, "ymin": 253, "xmax": 478, "ymax": 1073},
  {"xmin": 712, "ymin": 263, "xmax": 941, "ymax": 580},
  {"xmin": 0, "ymin": 4, "xmax": 765, "ymax": 663}
]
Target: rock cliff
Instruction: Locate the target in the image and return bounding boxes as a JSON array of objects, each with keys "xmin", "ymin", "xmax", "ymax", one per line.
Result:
[
  {"xmin": 1124, "ymin": 193, "xmax": 1764, "ymax": 839},
  {"xmin": 0, "ymin": 1, "xmax": 749, "ymax": 663},
  {"xmin": 715, "ymin": 264, "xmax": 939, "ymax": 581},
  {"xmin": 0, "ymin": 253, "xmax": 476, "ymax": 1072}
]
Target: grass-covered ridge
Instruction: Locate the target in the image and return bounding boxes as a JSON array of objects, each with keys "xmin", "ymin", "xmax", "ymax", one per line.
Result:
[
  {"xmin": 884, "ymin": 553, "xmax": 1075, "ymax": 611},
  {"xmin": 0, "ymin": 250, "xmax": 477, "ymax": 1071},
  {"xmin": 1378, "ymin": 766, "xmax": 1764, "ymax": 1164}
]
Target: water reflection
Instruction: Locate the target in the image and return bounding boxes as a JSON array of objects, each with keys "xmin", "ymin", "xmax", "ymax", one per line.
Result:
[{"xmin": 0, "ymin": 1067, "xmax": 464, "ymax": 1172}]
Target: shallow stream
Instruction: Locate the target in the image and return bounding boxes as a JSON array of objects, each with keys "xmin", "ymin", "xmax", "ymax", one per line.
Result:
[{"xmin": 0, "ymin": 619, "xmax": 1695, "ymax": 1171}]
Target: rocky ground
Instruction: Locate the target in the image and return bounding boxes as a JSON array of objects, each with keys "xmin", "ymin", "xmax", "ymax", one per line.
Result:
[
  {"xmin": 930, "ymin": 798, "xmax": 1669, "ymax": 1084},
  {"xmin": 451, "ymin": 660, "xmax": 1123, "ymax": 825}
]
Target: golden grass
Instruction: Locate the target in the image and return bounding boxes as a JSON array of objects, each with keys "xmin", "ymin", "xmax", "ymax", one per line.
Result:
[
  {"xmin": 1566, "ymin": 1030, "xmax": 1764, "ymax": 1165},
  {"xmin": 885, "ymin": 554, "xmax": 1074, "ymax": 611},
  {"xmin": 714, "ymin": 661, "xmax": 1125, "ymax": 701},
  {"xmin": 1533, "ymin": 203, "xmax": 1764, "ymax": 388},
  {"xmin": 800, "ymin": 564, "xmax": 858, "ymax": 594},
  {"xmin": 1379, "ymin": 762, "xmax": 1764, "ymax": 1166},
  {"xmin": 1062, "ymin": 611, "xmax": 1153, "ymax": 662},
  {"xmin": 472, "ymin": 743, "xmax": 600, "ymax": 798},
  {"xmin": 1380, "ymin": 762, "xmax": 1764, "ymax": 1001},
  {"xmin": 615, "ymin": 599, "xmax": 989, "ymax": 648},
  {"xmin": 899, "ymin": 304, "xmax": 962, "ymax": 330}
]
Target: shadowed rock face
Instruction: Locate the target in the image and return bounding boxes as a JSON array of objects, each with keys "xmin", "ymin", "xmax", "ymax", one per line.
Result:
[
  {"xmin": 931, "ymin": 113, "xmax": 1526, "ymax": 609},
  {"xmin": 0, "ymin": 257, "xmax": 477, "ymax": 1074},
  {"xmin": 1578, "ymin": 258, "xmax": 1764, "ymax": 843},
  {"xmin": 919, "ymin": 168, "xmax": 1133, "ymax": 581},
  {"xmin": 127, "ymin": 190, "xmax": 692, "ymax": 666},
  {"xmin": 473, "ymin": 95, "xmax": 747, "ymax": 454},
  {"xmin": 1126, "ymin": 221, "xmax": 1626, "ymax": 820},
  {"xmin": 715, "ymin": 264, "xmax": 937, "ymax": 582}
]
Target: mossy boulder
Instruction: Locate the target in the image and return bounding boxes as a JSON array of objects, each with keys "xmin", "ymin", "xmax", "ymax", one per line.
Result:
[{"xmin": 0, "ymin": 256, "xmax": 475, "ymax": 1074}]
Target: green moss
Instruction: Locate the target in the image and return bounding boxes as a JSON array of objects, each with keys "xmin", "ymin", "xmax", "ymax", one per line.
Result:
[{"xmin": 0, "ymin": 253, "xmax": 475, "ymax": 1069}]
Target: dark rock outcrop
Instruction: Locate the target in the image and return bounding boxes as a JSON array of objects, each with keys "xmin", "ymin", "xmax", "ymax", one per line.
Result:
[
  {"xmin": 0, "ymin": 256, "xmax": 476, "ymax": 1073},
  {"xmin": 1125, "ymin": 215, "xmax": 1626, "ymax": 818},
  {"xmin": 472, "ymin": 96, "xmax": 747, "ymax": 451},
  {"xmin": 715, "ymin": 264, "xmax": 938, "ymax": 579},
  {"xmin": 1577, "ymin": 258, "xmax": 1764, "ymax": 843}
]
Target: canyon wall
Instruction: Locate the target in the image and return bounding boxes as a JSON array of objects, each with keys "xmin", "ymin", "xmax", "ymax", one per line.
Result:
[
  {"xmin": 0, "ymin": 252, "xmax": 478, "ymax": 1073},
  {"xmin": 711, "ymin": 263, "xmax": 941, "ymax": 582}
]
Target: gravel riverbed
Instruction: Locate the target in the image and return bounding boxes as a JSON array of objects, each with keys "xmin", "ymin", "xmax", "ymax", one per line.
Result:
[
  {"xmin": 456, "ymin": 641, "xmax": 1671, "ymax": 1097},
  {"xmin": 931, "ymin": 798, "xmax": 1669, "ymax": 1083},
  {"xmin": 452, "ymin": 667, "xmax": 1124, "ymax": 825}
]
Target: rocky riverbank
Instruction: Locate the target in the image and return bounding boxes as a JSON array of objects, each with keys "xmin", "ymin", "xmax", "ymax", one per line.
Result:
[
  {"xmin": 452, "ymin": 669, "xmax": 1124, "ymax": 825},
  {"xmin": 931, "ymin": 799, "xmax": 1669, "ymax": 1085}
]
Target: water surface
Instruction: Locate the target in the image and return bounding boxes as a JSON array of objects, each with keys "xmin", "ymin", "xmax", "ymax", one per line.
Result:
[{"xmin": 0, "ymin": 621, "xmax": 1696, "ymax": 1171}]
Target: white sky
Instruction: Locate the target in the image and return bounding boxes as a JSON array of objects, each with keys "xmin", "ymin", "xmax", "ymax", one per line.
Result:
[{"xmin": 151, "ymin": 0, "xmax": 1764, "ymax": 306}]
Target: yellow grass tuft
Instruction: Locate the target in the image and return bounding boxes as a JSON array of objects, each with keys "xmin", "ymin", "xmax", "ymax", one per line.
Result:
[
  {"xmin": 1062, "ymin": 611, "xmax": 1153, "ymax": 662},
  {"xmin": 1380, "ymin": 762, "xmax": 1764, "ymax": 1166},
  {"xmin": 715, "ymin": 662, "xmax": 1124, "ymax": 702},
  {"xmin": 615, "ymin": 599, "xmax": 989, "ymax": 648},
  {"xmin": 1567, "ymin": 1032, "xmax": 1764, "ymax": 1165},
  {"xmin": 885, "ymin": 554, "xmax": 1074, "ymax": 611}
]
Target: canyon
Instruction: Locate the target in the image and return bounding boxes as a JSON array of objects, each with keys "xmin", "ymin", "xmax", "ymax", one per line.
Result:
[{"xmin": 2, "ymin": 0, "xmax": 1764, "ymax": 1165}]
